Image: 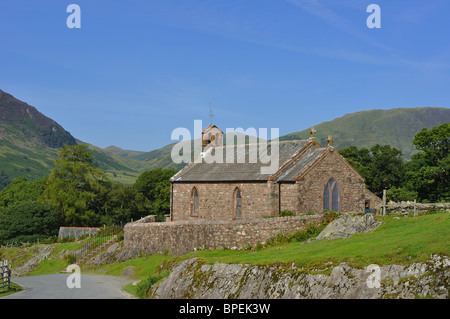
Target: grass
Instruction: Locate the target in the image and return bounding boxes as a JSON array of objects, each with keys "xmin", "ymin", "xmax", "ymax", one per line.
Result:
[
  {"xmin": 0, "ymin": 282, "xmax": 23, "ymax": 297},
  {"xmin": 186, "ymin": 213, "xmax": 450, "ymax": 269},
  {"xmin": 1, "ymin": 213, "xmax": 448, "ymax": 299}
]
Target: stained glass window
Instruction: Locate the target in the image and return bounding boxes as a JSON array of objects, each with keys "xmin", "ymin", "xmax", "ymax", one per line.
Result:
[{"xmin": 323, "ymin": 178, "xmax": 340, "ymax": 212}]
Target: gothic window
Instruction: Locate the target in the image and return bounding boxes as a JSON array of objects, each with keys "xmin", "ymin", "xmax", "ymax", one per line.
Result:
[
  {"xmin": 233, "ymin": 188, "xmax": 242, "ymax": 219},
  {"xmin": 323, "ymin": 178, "xmax": 340, "ymax": 212},
  {"xmin": 191, "ymin": 187, "xmax": 199, "ymax": 216}
]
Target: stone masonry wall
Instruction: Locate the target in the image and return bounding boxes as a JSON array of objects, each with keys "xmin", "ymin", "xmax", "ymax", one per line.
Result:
[
  {"xmin": 124, "ymin": 215, "xmax": 323, "ymax": 256},
  {"xmin": 280, "ymin": 183, "xmax": 299, "ymax": 212},
  {"xmin": 297, "ymin": 149, "xmax": 366, "ymax": 214},
  {"xmin": 172, "ymin": 182, "xmax": 278, "ymax": 221}
]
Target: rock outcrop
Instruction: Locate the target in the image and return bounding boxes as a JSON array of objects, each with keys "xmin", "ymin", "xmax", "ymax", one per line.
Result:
[
  {"xmin": 149, "ymin": 255, "xmax": 449, "ymax": 299},
  {"xmin": 314, "ymin": 213, "xmax": 383, "ymax": 241}
]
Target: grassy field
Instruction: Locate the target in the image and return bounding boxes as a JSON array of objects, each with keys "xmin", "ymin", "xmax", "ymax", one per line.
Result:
[
  {"xmin": 1, "ymin": 213, "xmax": 448, "ymax": 298},
  {"xmin": 185, "ymin": 213, "xmax": 450, "ymax": 269}
]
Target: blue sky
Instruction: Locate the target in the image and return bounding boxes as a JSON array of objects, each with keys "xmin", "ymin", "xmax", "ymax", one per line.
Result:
[{"xmin": 1, "ymin": 0, "xmax": 449, "ymax": 151}]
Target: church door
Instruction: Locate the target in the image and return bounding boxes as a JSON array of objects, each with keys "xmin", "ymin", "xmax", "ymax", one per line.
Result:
[{"xmin": 323, "ymin": 178, "xmax": 340, "ymax": 212}]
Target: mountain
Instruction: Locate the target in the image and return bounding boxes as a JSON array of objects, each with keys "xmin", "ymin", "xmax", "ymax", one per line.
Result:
[
  {"xmin": 0, "ymin": 90, "xmax": 159, "ymax": 185},
  {"xmin": 1, "ymin": 89, "xmax": 449, "ymax": 189},
  {"xmin": 0, "ymin": 89, "xmax": 77, "ymax": 181},
  {"xmin": 280, "ymin": 107, "xmax": 450, "ymax": 159}
]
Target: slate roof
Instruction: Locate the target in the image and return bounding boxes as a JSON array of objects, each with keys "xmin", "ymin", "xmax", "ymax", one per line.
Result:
[
  {"xmin": 171, "ymin": 140, "xmax": 311, "ymax": 182},
  {"xmin": 276, "ymin": 148, "xmax": 327, "ymax": 182}
]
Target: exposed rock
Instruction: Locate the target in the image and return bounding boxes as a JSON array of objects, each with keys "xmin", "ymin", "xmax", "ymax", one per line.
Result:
[
  {"xmin": 315, "ymin": 213, "xmax": 382, "ymax": 241},
  {"xmin": 84, "ymin": 242, "xmax": 139, "ymax": 266},
  {"xmin": 149, "ymin": 255, "xmax": 449, "ymax": 299},
  {"xmin": 11, "ymin": 244, "xmax": 56, "ymax": 277}
]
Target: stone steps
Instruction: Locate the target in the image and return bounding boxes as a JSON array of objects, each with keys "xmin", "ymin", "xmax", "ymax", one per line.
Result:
[{"xmin": 76, "ymin": 236, "xmax": 117, "ymax": 265}]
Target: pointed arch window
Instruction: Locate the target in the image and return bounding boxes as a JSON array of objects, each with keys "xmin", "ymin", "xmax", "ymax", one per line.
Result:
[
  {"xmin": 233, "ymin": 188, "xmax": 242, "ymax": 219},
  {"xmin": 191, "ymin": 187, "xmax": 199, "ymax": 216},
  {"xmin": 324, "ymin": 178, "xmax": 340, "ymax": 212}
]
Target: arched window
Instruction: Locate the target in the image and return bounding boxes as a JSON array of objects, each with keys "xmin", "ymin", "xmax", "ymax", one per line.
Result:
[
  {"xmin": 323, "ymin": 178, "xmax": 340, "ymax": 212},
  {"xmin": 191, "ymin": 187, "xmax": 199, "ymax": 216},
  {"xmin": 233, "ymin": 188, "xmax": 242, "ymax": 219}
]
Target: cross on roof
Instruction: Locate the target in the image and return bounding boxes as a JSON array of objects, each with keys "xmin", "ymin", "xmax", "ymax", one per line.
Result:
[
  {"xmin": 209, "ymin": 104, "xmax": 214, "ymax": 125},
  {"xmin": 325, "ymin": 135, "xmax": 334, "ymax": 147},
  {"xmin": 309, "ymin": 127, "xmax": 317, "ymax": 138}
]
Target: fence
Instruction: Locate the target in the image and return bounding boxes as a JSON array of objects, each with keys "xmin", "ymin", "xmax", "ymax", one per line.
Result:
[
  {"xmin": 73, "ymin": 226, "xmax": 122, "ymax": 264},
  {"xmin": 380, "ymin": 191, "xmax": 450, "ymax": 216},
  {"xmin": 0, "ymin": 260, "xmax": 11, "ymax": 290}
]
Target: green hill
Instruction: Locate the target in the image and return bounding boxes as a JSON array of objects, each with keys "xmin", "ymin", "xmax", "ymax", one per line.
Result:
[
  {"xmin": 1, "ymin": 89, "xmax": 449, "ymax": 189},
  {"xmin": 280, "ymin": 107, "xmax": 450, "ymax": 159}
]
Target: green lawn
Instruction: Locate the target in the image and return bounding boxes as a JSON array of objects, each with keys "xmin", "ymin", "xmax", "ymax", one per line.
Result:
[{"xmin": 186, "ymin": 213, "xmax": 450, "ymax": 269}]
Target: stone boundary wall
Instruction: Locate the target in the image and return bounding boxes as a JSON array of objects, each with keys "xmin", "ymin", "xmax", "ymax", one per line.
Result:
[
  {"xmin": 58, "ymin": 227, "xmax": 101, "ymax": 239},
  {"xmin": 124, "ymin": 215, "xmax": 323, "ymax": 256},
  {"xmin": 385, "ymin": 202, "xmax": 450, "ymax": 216}
]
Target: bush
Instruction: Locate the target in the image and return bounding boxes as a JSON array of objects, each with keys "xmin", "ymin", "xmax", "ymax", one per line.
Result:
[
  {"xmin": 135, "ymin": 272, "xmax": 168, "ymax": 299},
  {"xmin": 279, "ymin": 210, "xmax": 295, "ymax": 217}
]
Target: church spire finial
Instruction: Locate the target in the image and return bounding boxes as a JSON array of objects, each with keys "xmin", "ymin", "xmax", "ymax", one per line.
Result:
[
  {"xmin": 208, "ymin": 103, "xmax": 214, "ymax": 125},
  {"xmin": 326, "ymin": 135, "xmax": 335, "ymax": 147}
]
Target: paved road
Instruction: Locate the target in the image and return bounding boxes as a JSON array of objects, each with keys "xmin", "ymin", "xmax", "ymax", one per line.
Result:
[{"xmin": 1, "ymin": 274, "xmax": 135, "ymax": 299}]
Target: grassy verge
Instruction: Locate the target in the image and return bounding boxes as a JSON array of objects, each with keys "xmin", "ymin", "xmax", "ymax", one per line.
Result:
[
  {"xmin": 186, "ymin": 213, "xmax": 450, "ymax": 269},
  {"xmin": 0, "ymin": 282, "xmax": 23, "ymax": 297}
]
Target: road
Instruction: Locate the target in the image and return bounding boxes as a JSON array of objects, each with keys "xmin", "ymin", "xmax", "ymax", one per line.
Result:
[{"xmin": 1, "ymin": 273, "xmax": 136, "ymax": 299}]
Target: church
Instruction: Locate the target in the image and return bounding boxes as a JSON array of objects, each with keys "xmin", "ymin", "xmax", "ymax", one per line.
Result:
[{"xmin": 169, "ymin": 125, "xmax": 381, "ymax": 221}]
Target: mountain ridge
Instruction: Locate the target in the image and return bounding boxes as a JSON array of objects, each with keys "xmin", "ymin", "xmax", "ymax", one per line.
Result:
[{"xmin": 1, "ymin": 89, "xmax": 449, "ymax": 187}]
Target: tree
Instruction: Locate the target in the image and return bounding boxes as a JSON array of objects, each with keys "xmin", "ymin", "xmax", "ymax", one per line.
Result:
[
  {"xmin": 44, "ymin": 144, "xmax": 110, "ymax": 226},
  {"xmin": 0, "ymin": 170, "xmax": 11, "ymax": 191},
  {"xmin": 339, "ymin": 144, "xmax": 405, "ymax": 197},
  {"xmin": 404, "ymin": 123, "xmax": 449, "ymax": 202},
  {"xmin": 0, "ymin": 201, "xmax": 61, "ymax": 245},
  {"xmin": 0, "ymin": 176, "xmax": 47, "ymax": 208},
  {"xmin": 133, "ymin": 168, "xmax": 177, "ymax": 221}
]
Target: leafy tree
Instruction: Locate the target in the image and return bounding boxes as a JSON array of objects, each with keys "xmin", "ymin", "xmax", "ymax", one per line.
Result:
[
  {"xmin": 404, "ymin": 123, "xmax": 449, "ymax": 202},
  {"xmin": 386, "ymin": 186, "xmax": 418, "ymax": 202},
  {"xmin": 0, "ymin": 201, "xmax": 61, "ymax": 245},
  {"xmin": 44, "ymin": 144, "xmax": 111, "ymax": 226},
  {"xmin": 0, "ymin": 170, "xmax": 11, "ymax": 191},
  {"xmin": 99, "ymin": 182, "xmax": 147, "ymax": 225},
  {"xmin": 0, "ymin": 176, "xmax": 47, "ymax": 208},
  {"xmin": 133, "ymin": 168, "xmax": 176, "ymax": 221},
  {"xmin": 339, "ymin": 144, "xmax": 405, "ymax": 197}
]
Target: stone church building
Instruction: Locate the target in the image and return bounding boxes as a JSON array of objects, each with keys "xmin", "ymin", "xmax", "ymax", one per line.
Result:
[{"xmin": 169, "ymin": 125, "xmax": 380, "ymax": 221}]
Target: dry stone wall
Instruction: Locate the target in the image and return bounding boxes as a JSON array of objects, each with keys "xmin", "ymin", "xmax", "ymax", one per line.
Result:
[{"xmin": 124, "ymin": 215, "xmax": 323, "ymax": 256}]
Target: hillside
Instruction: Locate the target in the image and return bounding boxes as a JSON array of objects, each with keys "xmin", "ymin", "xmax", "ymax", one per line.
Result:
[
  {"xmin": 0, "ymin": 90, "xmax": 157, "ymax": 185},
  {"xmin": 1, "ymin": 89, "xmax": 449, "ymax": 188},
  {"xmin": 0, "ymin": 89, "xmax": 77, "ymax": 181},
  {"xmin": 280, "ymin": 107, "xmax": 450, "ymax": 159}
]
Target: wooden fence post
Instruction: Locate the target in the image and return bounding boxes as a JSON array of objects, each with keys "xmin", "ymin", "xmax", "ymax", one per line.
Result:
[{"xmin": 382, "ymin": 189, "xmax": 387, "ymax": 216}]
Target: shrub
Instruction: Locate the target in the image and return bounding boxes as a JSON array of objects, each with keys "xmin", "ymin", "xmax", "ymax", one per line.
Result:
[
  {"xmin": 279, "ymin": 210, "xmax": 295, "ymax": 217},
  {"xmin": 135, "ymin": 272, "xmax": 169, "ymax": 299}
]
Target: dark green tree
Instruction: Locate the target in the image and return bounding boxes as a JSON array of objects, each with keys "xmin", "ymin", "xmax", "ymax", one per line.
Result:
[
  {"xmin": 0, "ymin": 170, "xmax": 11, "ymax": 191},
  {"xmin": 0, "ymin": 176, "xmax": 47, "ymax": 208},
  {"xmin": 404, "ymin": 123, "xmax": 449, "ymax": 202},
  {"xmin": 44, "ymin": 144, "xmax": 111, "ymax": 226},
  {"xmin": 339, "ymin": 144, "xmax": 405, "ymax": 197},
  {"xmin": 133, "ymin": 168, "xmax": 176, "ymax": 221},
  {"xmin": 0, "ymin": 201, "xmax": 61, "ymax": 245}
]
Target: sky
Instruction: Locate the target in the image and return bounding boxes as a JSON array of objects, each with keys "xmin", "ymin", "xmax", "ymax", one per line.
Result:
[{"xmin": 1, "ymin": 0, "xmax": 449, "ymax": 151}]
